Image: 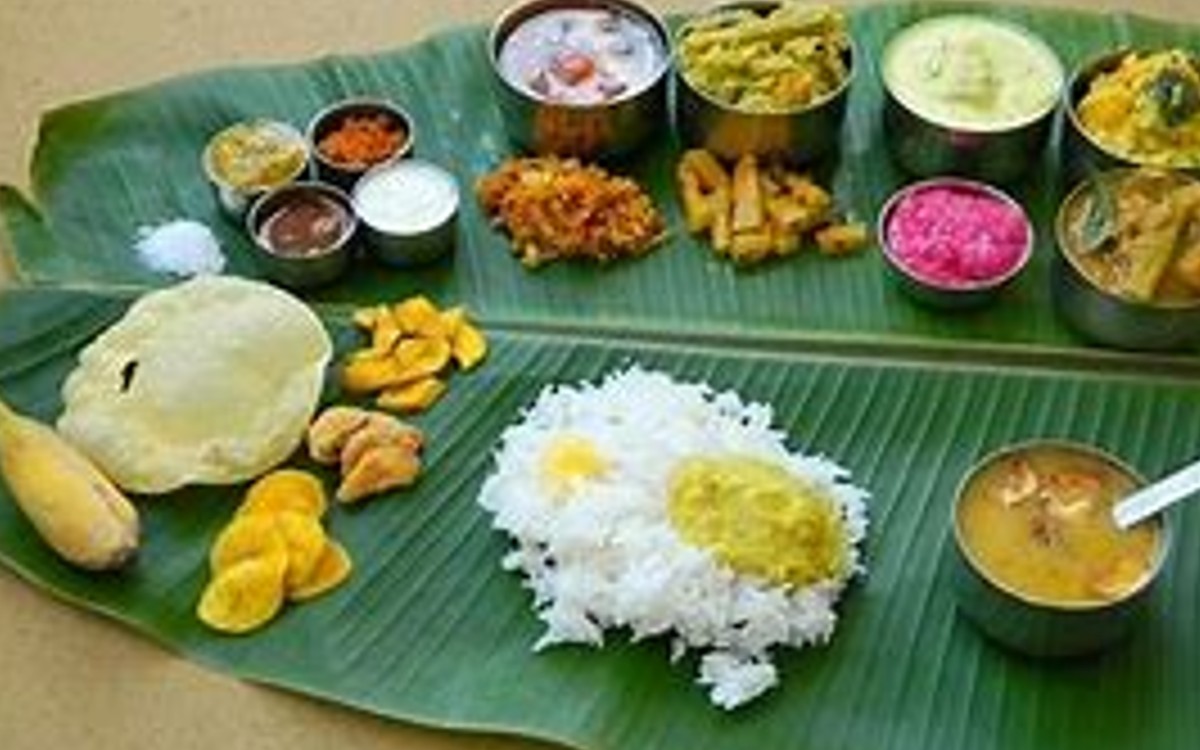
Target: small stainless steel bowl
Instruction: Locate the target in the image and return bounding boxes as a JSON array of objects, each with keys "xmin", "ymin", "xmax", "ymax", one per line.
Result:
[
  {"xmin": 487, "ymin": 0, "xmax": 671, "ymax": 159},
  {"xmin": 245, "ymin": 181, "xmax": 356, "ymax": 289},
  {"xmin": 352, "ymin": 159, "xmax": 459, "ymax": 267},
  {"xmin": 673, "ymin": 1, "xmax": 853, "ymax": 164},
  {"xmin": 1053, "ymin": 168, "xmax": 1200, "ymax": 351},
  {"xmin": 202, "ymin": 119, "xmax": 310, "ymax": 220},
  {"xmin": 951, "ymin": 439, "xmax": 1171, "ymax": 658},
  {"xmin": 307, "ymin": 98, "xmax": 414, "ymax": 191},
  {"xmin": 1062, "ymin": 48, "xmax": 1200, "ymax": 185},
  {"xmin": 878, "ymin": 177, "xmax": 1033, "ymax": 308},
  {"xmin": 880, "ymin": 16, "xmax": 1063, "ymax": 184}
]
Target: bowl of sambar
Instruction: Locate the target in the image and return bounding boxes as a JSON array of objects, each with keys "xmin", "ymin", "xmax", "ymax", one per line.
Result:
[{"xmin": 951, "ymin": 440, "xmax": 1172, "ymax": 657}]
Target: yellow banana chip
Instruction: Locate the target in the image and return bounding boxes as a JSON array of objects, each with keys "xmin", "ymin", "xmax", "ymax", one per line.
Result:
[
  {"xmin": 197, "ymin": 556, "xmax": 288, "ymax": 634},
  {"xmin": 238, "ymin": 469, "xmax": 328, "ymax": 519},
  {"xmin": 393, "ymin": 295, "xmax": 445, "ymax": 338},
  {"xmin": 393, "ymin": 337, "xmax": 452, "ymax": 381},
  {"xmin": 209, "ymin": 515, "xmax": 288, "ymax": 574},
  {"xmin": 275, "ymin": 511, "xmax": 328, "ymax": 592},
  {"xmin": 452, "ymin": 322, "xmax": 488, "ymax": 370},
  {"xmin": 289, "ymin": 540, "xmax": 353, "ymax": 602},
  {"xmin": 376, "ymin": 376, "xmax": 447, "ymax": 414}
]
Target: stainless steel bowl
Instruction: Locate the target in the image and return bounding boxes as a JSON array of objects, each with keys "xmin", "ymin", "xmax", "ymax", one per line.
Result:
[
  {"xmin": 307, "ymin": 98, "xmax": 414, "ymax": 191},
  {"xmin": 878, "ymin": 177, "xmax": 1033, "ymax": 308},
  {"xmin": 880, "ymin": 16, "xmax": 1062, "ymax": 184},
  {"xmin": 673, "ymin": 1, "xmax": 852, "ymax": 164},
  {"xmin": 487, "ymin": 0, "xmax": 671, "ymax": 159},
  {"xmin": 1062, "ymin": 48, "xmax": 1200, "ymax": 185},
  {"xmin": 352, "ymin": 159, "xmax": 459, "ymax": 267},
  {"xmin": 1053, "ymin": 168, "xmax": 1200, "ymax": 351},
  {"xmin": 246, "ymin": 181, "xmax": 357, "ymax": 289},
  {"xmin": 202, "ymin": 119, "xmax": 310, "ymax": 220},
  {"xmin": 951, "ymin": 439, "xmax": 1171, "ymax": 658}
]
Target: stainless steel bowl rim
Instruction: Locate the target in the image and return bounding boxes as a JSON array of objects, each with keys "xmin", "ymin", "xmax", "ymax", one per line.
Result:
[
  {"xmin": 245, "ymin": 180, "xmax": 359, "ymax": 260},
  {"xmin": 305, "ymin": 97, "xmax": 416, "ymax": 171},
  {"xmin": 1064, "ymin": 46, "xmax": 1200, "ymax": 171},
  {"xmin": 1055, "ymin": 166, "xmax": 1200, "ymax": 312},
  {"xmin": 877, "ymin": 176, "xmax": 1034, "ymax": 292},
  {"xmin": 201, "ymin": 119, "xmax": 309, "ymax": 193},
  {"xmin": 673, "ymin": 3, "xmax": 855, "ymax": 117},
  {"xmin": 951, "ymin": 437, "xmax": 1171, "ymax": 613},
  {"xmin": 486, "ymin": 0, "xmax": 673, "ymax": 111},
  {"xmin": 351, "ymin": 158, "xmax": 460, "ymax": 236},
  {"xmin": 880, "ymin": 14, "xmax": 1064, "ymax": 134}
]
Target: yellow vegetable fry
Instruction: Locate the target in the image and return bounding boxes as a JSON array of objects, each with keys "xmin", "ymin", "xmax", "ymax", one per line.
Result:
[
  {"xmin": 393, "ymin": 295, "xmax": 446, "ymax": 338},
  {"xmin": 680, "ymin": 149, "xmax": 729, "ymax": 191},
  {"xmin": 815, "ymin": 222, "xmax": 869, "ymax": 256},
  {"xmin": 370, "ymin": 309, "xmax": 403, "ymax": 353},
  {"xmin": 731, "ymin": 230, "xmax": 776, "ymax": 264},
  {"xmin": 306, "ymin": 406, "xmax": 372, "ymax": 465},
  {"xmin": 439, "ymin": 306, "xmax": 467, "ymax": 340},
  {"xmin": 452, "ymin": 322, "xmax": 488, "ymax": 370},
  {"xmin": 376, "ymin": 376, "xmax": 448, "ymax": 414},
  {"xmin": 209, "ymin": 515, "xmax": 288, "ymax": 574},
  {"xmin": 341, "ymin": 413, "xmax": 423, "ymax": 471},
  {"xmin": 710, "ymin": 187, "xmax": 733, "ymax": 253},
  {"xmin": 341, "ymin": 350, "xmax": 413, "ymax": 393},
  {"xmin": 197, "ymin": 556, "xmax": 288, "ymax": 634},
  {"xmin": 1175, "ymin": 244, "xmax": 1200, "ymax": 292},
  {"xmin": 677, "ymin": 167, "xmax": 715, "ymax": 234},
  {"xmin": 731, "ymin": 155, "xmax": 764, "ymax": 232},
  {"xmin": 772, "ymin": 227, "xmax": 802, "ymax": 257},
  {"xmin": 239, "ymin": 469, "xmax": 328, "ymax": 519},
  {"xmin": 275, "ymin": 510, "xmax": 328, "ymax": 592},
  {"xmin": 394, "ymin": 337, "xmax": 453, "ymax": 381},
  {"xmin": 337, "ymin": 443, "xmax": 424, "ymax": 503},
  {"xmin": 351, "ymin": 304, "xmax": 388, "ymax": 331},
  {"xmin": 289, "ymin": 540, "xmax": 353, "ymax": 602}
]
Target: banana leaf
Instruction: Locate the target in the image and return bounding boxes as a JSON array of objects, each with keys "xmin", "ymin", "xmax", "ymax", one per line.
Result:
[{"xmin": 1, "ymin": 2, "xmax": 1199, "ymax": 750}]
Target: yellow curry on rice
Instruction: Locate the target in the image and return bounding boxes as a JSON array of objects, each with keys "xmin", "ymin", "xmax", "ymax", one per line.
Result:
[{"xmin": 958, "ymin": 445, "xmax": 1159, "ymax": 606}]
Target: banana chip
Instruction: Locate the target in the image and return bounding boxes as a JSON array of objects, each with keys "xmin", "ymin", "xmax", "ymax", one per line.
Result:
[
  {"xmin": 198, "ymin": 468, "xmax": 351, "ymax": 635},
  {"xmin": 289, "ymin": 540, "xmax": 353, "ymax": 602},
  {"xmin": 198, "ymin": 556, "xmax": 288, "ymax": 634},
  {"xmin": 238, "ymin": 469, "xmax": 328, "ymax": 519}
]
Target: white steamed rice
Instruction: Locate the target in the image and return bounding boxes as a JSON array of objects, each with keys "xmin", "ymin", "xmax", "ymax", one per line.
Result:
[{"xmin": 477, "ymin": 366, "xmax": 869, "ymax": 709}]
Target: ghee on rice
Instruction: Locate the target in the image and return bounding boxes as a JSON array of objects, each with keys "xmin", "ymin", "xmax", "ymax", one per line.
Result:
[{"xmin": 477, "ymin": 367, "xmax": 869, "ymax": 709}]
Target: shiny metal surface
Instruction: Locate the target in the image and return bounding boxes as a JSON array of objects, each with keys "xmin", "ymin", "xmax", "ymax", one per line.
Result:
[
  {"xmin": 951, "ymin": 440, "xmax": 1170, "ymax": 658},
  {"xmin": 245, "ymin": 181, "xmax": 356, "ymax": 288},
  {"xmin": 486, "ymin": 0, "xmax": 670, "ymax": 158}
]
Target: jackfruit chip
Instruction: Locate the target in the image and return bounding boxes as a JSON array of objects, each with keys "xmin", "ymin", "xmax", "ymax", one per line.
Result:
[
  {"xmin": 341, "ymin": 350, "xmax": 411, "ymax": 393},
  {"xmin": 307, "ymin": 406, "xmax": 372, "ymax": 464},
  {"xmin": 393, "ymin": 337, "xmax": 452, "ymax": 380},
  {"xmin": 197, "ymin": 556, "xmax": 288, "ymax": 634},
  {"xmin": 56, "ymin": 276, "xmax": 332, "ymax": 494},
  {"xmin": 275, "ymin": 510, "xmax": 328, "ymax": 591},
  {"xmin": 376, "ymin": 376, "xmax": 447, "ymax": 414},
  {"xmin": 452, "ymin": 322, "xmax": 488, "ymax": 370},
  {"xmin": 238, "ymin": 469, "xmax": 328, "ymax": 519},
  {"xmin": 209, "ymin": 515, "xmax": 288, "ymax": 574},
  {"xmin": 289, "ymin": 540, "xmax": 353, "ymax": 602},
  {"xmin": 392, "ymin": 295, "xmax": 445, "ymax": 338}
]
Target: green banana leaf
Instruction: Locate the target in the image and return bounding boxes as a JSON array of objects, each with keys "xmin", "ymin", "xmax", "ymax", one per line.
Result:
[{"xmin": 1, "ymin": 2, "xmax": 1199, "ymax": 750}]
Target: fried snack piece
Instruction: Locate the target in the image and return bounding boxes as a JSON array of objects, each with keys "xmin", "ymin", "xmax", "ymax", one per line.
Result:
[
  {"xmin": 238, "ymin": 468, "xmax": 329, "ymax": 518},
  {"xmin": 197, "ymin": 556, "xmax": 289, "ymax": 634},
  {"xmin": 209, "ymin": 514, "xmax": 289, "ymax": 573},
  {"xmin": 306, "ymin": 405, "xmax": 425, "ymax": 504},
  {"xmin": 338, "ymin": 443, "xmax": 423, "ymax": 504},
  {"xmin": 476, "ymin": 156, "xmax": 666, "ymax": 267},
  {"xmin": 274, "ymin": 511, "xmax": 328, "ymax": 591},
  {"xmin": 341, "ymin": 296, "xmax": 487, "ymax": 415},
  {"xmin": 676, "ymin": 149, "xmax": 868, "ymax": 264},
  {"xmin": 289, "ymin": 540, "xmax": 354, "ymax": 602},
  {"xmin": 307, "ymin": 407, "xmax": 372, "ymax": 465}
]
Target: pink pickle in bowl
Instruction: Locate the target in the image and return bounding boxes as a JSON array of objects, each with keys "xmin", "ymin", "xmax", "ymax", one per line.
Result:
[{"xmin": 885, "ymin": 183, "xmax": 1030, "ymax": 289}]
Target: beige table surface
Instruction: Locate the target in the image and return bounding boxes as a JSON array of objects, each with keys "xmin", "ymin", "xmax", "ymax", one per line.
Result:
[{"xmin": 0, "ymin": 0, "xmax": 1189, "ymax": 748}]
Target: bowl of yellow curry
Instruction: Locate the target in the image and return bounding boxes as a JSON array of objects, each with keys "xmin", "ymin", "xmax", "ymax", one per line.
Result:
[
  {"xmin": 1064, "ymin": 48, "xmax": 1200, "ymax": 182},
  {"xmin": 951, "ymin": 440, "xmax": 1171, "ymax": 658},
  {"xmin": 673, "ymin": 1, "xmax": 854, "ymax": 164},
  {"xmin": 1054, "ymin": 168, "xmax": 1200, "ymax": 351}
]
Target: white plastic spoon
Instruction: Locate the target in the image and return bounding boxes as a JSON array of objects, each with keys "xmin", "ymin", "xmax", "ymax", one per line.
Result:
[{"xmin": 1112, "ymin": 457, "xmax": 1200, "ymax": 530}]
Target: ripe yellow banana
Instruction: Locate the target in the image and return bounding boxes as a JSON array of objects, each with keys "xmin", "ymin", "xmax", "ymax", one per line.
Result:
[{"xmin": 0, "ymin": 396, "xmax": 139, "ymax": 570}]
